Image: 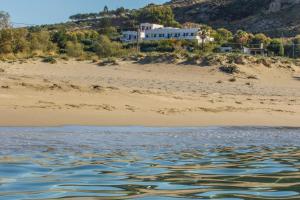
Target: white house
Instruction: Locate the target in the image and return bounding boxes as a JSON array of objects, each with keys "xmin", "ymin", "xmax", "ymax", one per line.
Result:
[
  {"xmin": 121, "ymin": 23, "xmax": 213, "ymax": 44},
  {"xmin": 140, "ymin": 23, "xmax": 164, "ymax": 31},
  {"xmin": 219, "ymin": 46, "xmax": 233, "ymax": 53},
  {"xmin": 120, "ymin": 31, "xmax": 138, "ymax": 43}
]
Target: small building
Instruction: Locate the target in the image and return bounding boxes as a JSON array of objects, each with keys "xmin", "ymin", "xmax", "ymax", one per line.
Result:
[
  {"xmin": 219, "ymin": 46, "xmax": 233, "ymax": 53},
  {"xmin": 243, "ymin": 47, "xmax": 266, "ymax": 56},
  {"xmin": 140, "ymin": 23, "xmax": 164, "ymax": 31},
  {"xmin": 121, "ymin": 23, "xmax": 214, "ymax": 44},
  {"xmin": 243, "ymin": 43, "xmax": 266, "ymax": 56},
  {"xmin": 120, "ymin": 31, "xmax": 138, "ymax": 43}
]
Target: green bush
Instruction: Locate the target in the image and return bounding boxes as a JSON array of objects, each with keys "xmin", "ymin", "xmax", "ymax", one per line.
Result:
[
  {"xmin": 219, "ymin": 65, "xmax": 239, "ymax": 74},
  {"xmin": 92, "ymin": 35, "xmax": 124, "ymax": 58},
  {"xmin": 42, "ymin": 56, "xmax": 57, "ymax": 64},
  {"xmin": 98, "ymin": 57, "xmax": 118, "ymax": 66},
  {"xmin": 66, "ymin": 41, "xmax": 84, "ymax": 57}
]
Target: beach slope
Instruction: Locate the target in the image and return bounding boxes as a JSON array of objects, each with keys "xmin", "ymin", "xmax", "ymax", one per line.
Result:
[{"xmin": 0, "ymin": 58, "xmax": 299, "ymax": 127}]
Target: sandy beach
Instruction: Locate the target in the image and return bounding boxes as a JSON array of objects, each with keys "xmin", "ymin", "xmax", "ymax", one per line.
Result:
[{"xmin": 0, "ymin": 57, "xmax": 299, "ymax": 127}]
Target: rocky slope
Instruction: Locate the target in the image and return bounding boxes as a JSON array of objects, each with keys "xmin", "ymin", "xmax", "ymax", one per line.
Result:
[{"xmin": 166, "ymin": 0, "xmax": 300, "ymax": 37}]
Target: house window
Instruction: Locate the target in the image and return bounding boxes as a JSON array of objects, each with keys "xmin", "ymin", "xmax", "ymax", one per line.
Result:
[
  {"xmin": 146, "ymin": 34, "xmax": 149, "ymax": 38},
  {"xmin": 159, "ymin": 34, "xmax": 164, "ymax": 37},
  {"xmin": 190, "ymin": 33, "xmax": 194, "ymax": 36}
]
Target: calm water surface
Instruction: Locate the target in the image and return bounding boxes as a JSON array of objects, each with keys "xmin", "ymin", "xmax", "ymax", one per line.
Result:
[{"xmin": 0, "ymin": 126, "xmax": 300, "ymax": 200}]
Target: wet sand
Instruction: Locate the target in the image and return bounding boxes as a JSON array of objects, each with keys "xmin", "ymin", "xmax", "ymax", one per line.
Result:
[{"xmin": 0, "ymin": 59, "xmax": 299, "ymax": 127}]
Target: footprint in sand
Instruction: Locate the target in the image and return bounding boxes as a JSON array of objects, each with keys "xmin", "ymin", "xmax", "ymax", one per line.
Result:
[
  {"xmin": 69, "ymin": 84, "xmax": 81, "ymax": 90},
  {"xmin": 1, "ymin": 85, "xmax": 9, "ymax": 89},
  {"xmin": 125, "ymin": 105, "xmax": 138, "ymax": 112},
  {"xmin": 49, "ymin": 84, "xmax": 62, "ymax": 90},
  {"xmin": 91, "ymin": 85, "xmax": 105, "ymax": 92}
]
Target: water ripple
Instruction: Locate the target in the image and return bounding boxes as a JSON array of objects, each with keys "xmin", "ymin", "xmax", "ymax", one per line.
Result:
[{"xmin": 0, "ymin": 126, "xmax": 299, "ymax": 199}]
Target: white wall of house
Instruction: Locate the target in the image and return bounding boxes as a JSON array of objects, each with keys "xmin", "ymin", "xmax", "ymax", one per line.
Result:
[
  {"xmin": 120, "ymin": 23, "xmax": 213, "ymax": 44},
  {"xmin": 140, "ymin": 23, "xmax": 164, "ymax": 31},
  {"xmin": 220, "ymin": 46, "xmax": 233, "ymax": 52},
  {"xmin": 121, "ymin": 31, "xmax": 138, "ymax": 43},
  {"xmin": 144, "ymin": 28, "xmax": 200, "ymax": 42}
]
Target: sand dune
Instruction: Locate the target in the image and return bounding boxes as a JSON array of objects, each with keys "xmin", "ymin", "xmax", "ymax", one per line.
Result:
[{"xmin": 0, "ymin": 58, "xmax": 299, "ymax": 127}]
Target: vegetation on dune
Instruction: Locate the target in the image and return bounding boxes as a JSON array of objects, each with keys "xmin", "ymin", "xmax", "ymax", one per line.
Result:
[
  {"xmin": 0, "ymin": 11, "xmax": 10, "ymax": 29},
  {"xmin": 0, "ymin": 5, "xmax": 300, "ymax": 62},
  {"xmin": 137, "ymin": 5, "xmax": 180, "ymax": 27}
]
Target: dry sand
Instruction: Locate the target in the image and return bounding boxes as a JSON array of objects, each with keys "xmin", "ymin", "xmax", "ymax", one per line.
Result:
[{"xmin": 0, "ymin": 58, "xmax": 299, "ymax": 127}]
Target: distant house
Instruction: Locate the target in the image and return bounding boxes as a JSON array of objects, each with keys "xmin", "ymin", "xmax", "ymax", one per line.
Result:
[
  {"xmin": 121, "ymin": 23, "xmax": 214, "ymax": 44},
  {"xmin": 219, "ymin": 46, "xmax": 233, "ymax": 53},
  {"xmin": 243, "ymin": 44, "xmax": 266, "ymax": 56},
  {"xmin": 120, "ymin": 31, "xmax": 138, "ymax": 43}
]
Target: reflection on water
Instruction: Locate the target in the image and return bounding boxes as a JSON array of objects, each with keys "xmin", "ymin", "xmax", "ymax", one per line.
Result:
[{"xmin": 0, "ymin": 126, "xmax": 299, "ymax": 200}]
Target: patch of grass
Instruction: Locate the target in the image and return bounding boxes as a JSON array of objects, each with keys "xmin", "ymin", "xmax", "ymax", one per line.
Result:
[
  {"xmin": 60, "ymin": 55, "xmax": 69, "ymax": 61},
  {"xmin": 247, "ymin": 75, "xmax": 258, "ymax": 79},
  {"xmin": 219, "ymin": 65, "xmax": 239, "ymax": 74},
  {"xmin": 42, "ymin": 56, "xmax": 57, "ymax": 64},
  {"xmin": 98, "ymin": 57, "xmax": 118, "ymax": 66},
  {"xmin": 256, "ymin": 58, "xmax": 271, "ymax": 67},
  {"xmin": 228, "ymin": 77, "xmax": 237, "ymax": 82}
]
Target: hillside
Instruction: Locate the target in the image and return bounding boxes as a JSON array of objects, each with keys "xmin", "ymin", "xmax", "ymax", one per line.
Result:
[{"xmin": 166, "ymin": 0, "xmax": 300, "ymax": 37}]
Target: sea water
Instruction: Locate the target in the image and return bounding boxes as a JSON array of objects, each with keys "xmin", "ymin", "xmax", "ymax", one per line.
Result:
[{"xmin": 0, "ymin": 126, "xmax": 299, "ymax": 200}]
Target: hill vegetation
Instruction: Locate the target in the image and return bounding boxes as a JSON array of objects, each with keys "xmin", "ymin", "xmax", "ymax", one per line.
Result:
[
  {"xmin": 1, "ymin": 3, "xmax": 300, "ymax": 62},
  {"xmin": 167, "ymin": 0, "xmax": 300, "ymax": 37}
]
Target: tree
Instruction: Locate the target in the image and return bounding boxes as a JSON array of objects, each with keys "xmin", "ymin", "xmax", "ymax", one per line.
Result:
[
  {"xmin": 250, "ymin": 33, "xmax": 270, "ymax": 48},
  {"xmin": 115, "ymin": 7, "xmax": 126, "ymax": 16},
  {"xmin": 103, "ymin": 6, "xmax": 109, "ymax": 14},
  {"xmin": 199, "ymin": 27, "xmax": 211, "ymax": 51},
  {"xmin": 138, "ymin": 5, "xmax": 180, "ymax": 27},
  {"xmin": 51, "ymin": 29, "xmax": 68, "ymax": 49},
  {"xmin": 234, "ymin": 30, "xmax": 251, "ymax": 47},
  {"xmin": 0, "ymin": 29, "xmax": 13, "ymax": 54},
  {"xmin": 292, "ymin": 35, "xmax": 300, "ymax": 58},
  {"xmin": 267, "ymin": 39, "xmax": 284, "ymax": 56},
  {"xmin": 279, "ymin": 41, "xmax": 284, "ymax": 56},
  {"xmin": 214, "ymin": 28, "xmax": 233, "ymax": 44},
  {"xmin": 29, "ymin": 31, "xmax": 56, "ymax": 53},
  {"xmin": 92, "ymin": 35, "xmax": 122, "ymax": 57},
  {"xmin": 12, "ymin": 28, "xmax": 30, "ymax": 54},
  {"xmin": 66, "ymin": 41, "xmax": 84, "ymax": 57},
  {"xmin": 0, "ymin": 11, "xmax": 11, "ymax": 29}
]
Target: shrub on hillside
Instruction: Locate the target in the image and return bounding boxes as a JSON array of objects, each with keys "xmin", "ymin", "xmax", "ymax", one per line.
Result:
[
  {"xmin": 66, "ymin": 41, "xmax": 84, "ymax": 57},
  {"xmin": 92, "ymin": 35, "xmax": 124, "ymax": 58}
]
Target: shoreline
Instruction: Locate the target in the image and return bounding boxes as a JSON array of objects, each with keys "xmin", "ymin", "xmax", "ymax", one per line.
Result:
[
  {"xmin": 0, "ymin": 124, "xmax": 298, "ymax": 129},
  {"xmin": 0, "ymin": 110, "xmax": 300, "ymax": 128}
]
